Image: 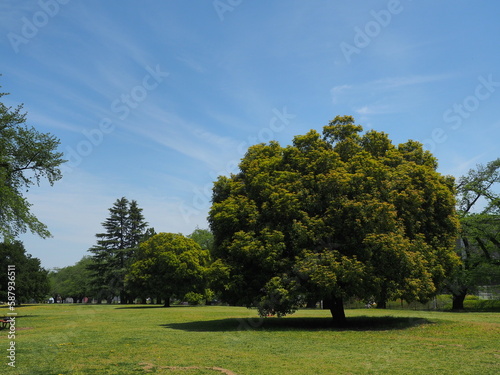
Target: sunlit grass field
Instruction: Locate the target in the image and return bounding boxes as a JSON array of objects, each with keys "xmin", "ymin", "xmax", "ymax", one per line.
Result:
[{"xmin": 1, "ymin": 304, "xmax": 499, "ymax": 374}]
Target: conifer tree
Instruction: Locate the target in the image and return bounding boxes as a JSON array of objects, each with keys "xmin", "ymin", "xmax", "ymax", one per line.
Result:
[{"xmin": 88, "ymin": 197, "xmax": 148, "ymax": 303}]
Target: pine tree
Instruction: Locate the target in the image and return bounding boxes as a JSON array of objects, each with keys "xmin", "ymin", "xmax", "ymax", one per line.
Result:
[
  {"xmin": 88, "ymin": 197, "xmax": 148, "ymax": 304},
  {"xmin": 127, "ymin": 200, "xmax": 148, "ymax": 249}
]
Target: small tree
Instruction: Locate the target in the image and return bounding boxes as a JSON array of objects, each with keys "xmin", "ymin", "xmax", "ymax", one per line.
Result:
[{"xmin": 126, "ymin": 233, "xmax": 210, "ymax": 307}]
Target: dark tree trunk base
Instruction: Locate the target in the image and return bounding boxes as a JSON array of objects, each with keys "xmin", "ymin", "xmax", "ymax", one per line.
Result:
[
  {"xmin": 452, "ymin": 290, "xmax": 467, "ymax": 310},
  {"xmin": 329, "ymin": 296, "xmax": 347, "ymax": 327}
]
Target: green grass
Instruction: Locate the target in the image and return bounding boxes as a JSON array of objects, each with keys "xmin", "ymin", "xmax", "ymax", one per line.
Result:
[{"xmin": 1, "ymin": 304, "xmax": 499, "ymax": 374}]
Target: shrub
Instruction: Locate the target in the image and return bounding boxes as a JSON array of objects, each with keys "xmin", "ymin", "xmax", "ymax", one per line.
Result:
[
  {"xmin": 463, "ymin": 299, "xmax": 500, "ymax": 312},
  {"xmin": 184, "ymin": 292, "xmax": 205, "ymax": 305}
]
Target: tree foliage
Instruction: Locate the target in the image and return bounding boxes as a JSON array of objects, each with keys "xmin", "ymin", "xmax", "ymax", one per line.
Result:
[
  {"xmin": 126, "ymin": 232, "xmax": 210, "ymax": 307},
  {"xmin": 0, "ymin": 89, "xmax": 66, "ymax": 240},
  {"xmin": 187, "ymin": 227, "xmax": 214, "ymax": 252},
  {"xmin": 209, "ymin": 116, "xmax": 459, "ymax": 324},
  {"xmin": 447, "ymin": 158, "xmax": 500, "ymax": 309},
  {"xmin": 0, "ymin": 240, "xmax": 49, "ymax": 304}
]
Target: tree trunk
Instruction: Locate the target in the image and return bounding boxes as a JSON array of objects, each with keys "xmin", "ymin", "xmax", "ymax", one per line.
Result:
[
  {"xmin": 452, "ymin": 289, "xmax": 467, "ymax": 310},
  {"xmin": 376, "ymin": 286, "xmax": 387, "ymax": 309},
  {"xmin": 163, "ymin": 296, "xmax": 171, "ymax": 307},
  {"xmin": 327, "ymin": 296, "xmax": 347, "ymax": 327}
]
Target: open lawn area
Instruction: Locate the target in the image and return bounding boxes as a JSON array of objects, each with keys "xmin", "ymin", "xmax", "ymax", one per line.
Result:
[{"xmin": 1, "ymin": 304, "xmax": 499, "ymax": 374}]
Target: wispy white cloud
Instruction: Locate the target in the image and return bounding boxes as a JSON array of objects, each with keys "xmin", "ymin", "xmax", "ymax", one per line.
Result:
[
  {"xmin": 355, "ymin": 103, "xmax": 404, "ymax": 116},
  {"xmin": 176, "ymin": 54, "xmax": 206, "ymax": 73},
  {"xmin": 367, "ymin": 74, "xmax": 454, "ymax": 90},
  {"xmin": 331, "ymin": 73, "xmax": 454, "ymax": 116},
  {"xmin": 331, "ymin": 84, "xmax": 351, "ymax": 104},
  {"xmin": 29, "ymin": 112, "xmax": 83, "ymax": 133},
  {"xmin": 121, "ymin": 103, "xmax": 240, "ymax": 171},
  {"xmin": 332, "ymin": 73, "xmax": 452, "ymax": 100}
]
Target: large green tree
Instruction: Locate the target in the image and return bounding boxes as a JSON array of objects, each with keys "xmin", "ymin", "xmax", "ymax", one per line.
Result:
[
  {"xmin": 88, "ymin": 197, "xmax": 148, "ymax": 303},
  {"xmin": 447, "ymin": 159, "xmax": 500, "ymax": 309},
  {"xmin": 0, "ymin": 89, "xmax": 65, "ymax": 240},
  {"xmin": 0, "ymin": 241, "xmax": 50, "ymax": 304},
  {"xmin": 126, "ymin": 232, "xmax": 210, "ymax": 307},
  {"xmin": 209, "ymin": 116, "xmax": 459, "ymax": 325}
]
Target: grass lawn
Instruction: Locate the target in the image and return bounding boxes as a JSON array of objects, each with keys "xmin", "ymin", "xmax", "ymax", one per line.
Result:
[{"xmin": 1, "ymin": 304, "xmax": 499, "ymax": 374}]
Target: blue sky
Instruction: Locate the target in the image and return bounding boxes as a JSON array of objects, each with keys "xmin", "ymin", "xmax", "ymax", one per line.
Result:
[{"xmin": 1, "ymin": 0, "xmax": 499, "ymax": 269}]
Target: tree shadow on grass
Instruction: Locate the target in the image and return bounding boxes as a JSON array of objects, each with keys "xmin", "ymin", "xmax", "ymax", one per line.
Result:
[{"xmin": 160, "ymin": 315, "xmax": 432, "ymax": 332}]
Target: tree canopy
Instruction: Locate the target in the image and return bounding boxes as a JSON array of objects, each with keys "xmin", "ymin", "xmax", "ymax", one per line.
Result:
[
  {"xmin": 126, "ymin": 232, "xmax": 210, "ymax": 307},
  {"xmin": 187, "ymin": 227, "xmax": 214, "ymax": 252},
  {"xmin": 209, "ymin": 116, "xmax": 459, "ymax": 325},
  {"xmin": 0, "ymin": 89, "xmax": 65, "ymax": 241}
]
